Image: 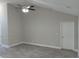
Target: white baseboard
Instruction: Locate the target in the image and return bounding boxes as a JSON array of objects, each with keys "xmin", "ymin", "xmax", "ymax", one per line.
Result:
[
  {"xmin": 9, "ymin": 42, "xmax": 23, "ymax": 48},
  {"xmin": 24, "ymin": 42, "xmax": 78, "ymax": 53},
  {"xmin": 1, "ymin": 44, "xmax": 10, "ymax": 48},
  {"xmin": 0, "ymin": 42, "xmax": 23, "ymax": 48},
  {"xmin": 1, "ymin": 42, "xmax": 78, "ymax": 52},
  {"xmin": 23, "ymin": 42, "xmax": 61, "ymax": 49},
  {"xmin": 1, "ymin": 42, "xmax": 61, "ymax": 49}
]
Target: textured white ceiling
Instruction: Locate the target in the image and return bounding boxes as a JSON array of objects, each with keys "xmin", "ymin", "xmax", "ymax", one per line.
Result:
[
  {"xmin": 32, "ymin": 0, "xmax": 79, "ymax": 16},
  {"xmin": 0, "ymin": 0, "xmax": 79, "ymax": 16}
]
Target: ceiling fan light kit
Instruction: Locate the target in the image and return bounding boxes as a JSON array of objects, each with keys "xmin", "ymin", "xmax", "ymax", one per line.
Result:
[
  {"xmin": 22, "ymin": 5, "xmax": 35, "ymax": 13},
  {"xmin": 22, "ymin": 8, "xmax": 29, "ymax": 13},
  {"xmin": 22, "ymin": 6, "xmax": 29, "ymax": 13}
]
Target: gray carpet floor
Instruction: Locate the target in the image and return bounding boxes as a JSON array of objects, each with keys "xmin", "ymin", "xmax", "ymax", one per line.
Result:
[{"xmin": 0, "ymin": 44, "xmax": 77, "ymax": 58}]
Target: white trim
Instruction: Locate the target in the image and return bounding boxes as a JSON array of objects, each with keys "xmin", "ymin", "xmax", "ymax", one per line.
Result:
[
  {"xmin": 60, "ymin": 23, "xmax": 63, "ymax": 48},
  {"xmin": 0, "ymin": 44, "xmax": 10, "ymax": 48},
  {"xmin": 1, "ymin": 42, "xmax": 23, "ymax": 48},
  {"xmin": 23, "ymin": 42, "xmax": 61, "ymax": 49},
  {"xmin": 9, "ymin": 42, "xmax": 23, "ymax": 48},
  {"xmin": 0, "ymin": 42, "xmax": 61, "ymax": 49},
  {"xmin": 1, "ymin": 41, "xmax": 78, "ymax": 52}
]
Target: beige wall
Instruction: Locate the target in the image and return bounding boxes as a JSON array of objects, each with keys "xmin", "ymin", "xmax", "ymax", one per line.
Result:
[
  {"xmin": 7, "ymin": 4, "xmax": 24, "ymax": 45},
  {"xmin": 0, "ymin": 3, "xmax": 23, "ymax": 46},
  {"xmin": 0, "ymin": 3, "xmax": 78, "ymax": 50},
  {"xmin": 23, "ymin": 6, "xmax": 78, "ymax": 48},
  {"xmin": 0, "ymin": 4, "xmax": 2, "ymax": 44},
  {"xmin": 0, "ymin": 3, "xmax": 8, "ymax": 45},
  {"xmin": 78, "ymin": 16, "xmax": 79, "ymax": 56}
]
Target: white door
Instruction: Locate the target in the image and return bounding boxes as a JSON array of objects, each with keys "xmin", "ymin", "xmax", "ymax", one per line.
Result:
[{"xmin": 60, "ymin": 22, "xmax": 74, "ymax": 50}]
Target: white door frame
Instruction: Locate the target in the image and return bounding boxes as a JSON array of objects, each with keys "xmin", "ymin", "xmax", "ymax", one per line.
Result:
[{"xmin": 60, "ymin": 22, "xmax": 63, "ymax": 48}]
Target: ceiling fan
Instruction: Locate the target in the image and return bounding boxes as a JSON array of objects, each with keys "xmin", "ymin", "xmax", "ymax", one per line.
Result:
[
  {"xmin": 27, "ymin": 5, "xmax": 35, "ymax": 11},
  {"xmin": 22, "ymin": 5, "xmax": 36, "ymax": 13},
  {"xmin": 16, "ymin": 4, "xmax": 36, "ymax": 13},
  {"xmin": 22, "ymin": 5, "xmax": 35, "ymax": 13}
]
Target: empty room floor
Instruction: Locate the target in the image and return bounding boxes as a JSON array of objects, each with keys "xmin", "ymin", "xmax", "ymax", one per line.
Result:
[{"xmin": 0, "ymin": 44, "xmax": 77, "ymax": 58}]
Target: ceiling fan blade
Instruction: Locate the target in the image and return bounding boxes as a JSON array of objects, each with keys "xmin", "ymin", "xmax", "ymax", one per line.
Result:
[
  {"xmin": 29, "ymin": 8, "xmax": 36, "ymax": 11},
  {"xmin": 30, "ymin": 6, "xmax": 34, "ymax": 7}
]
